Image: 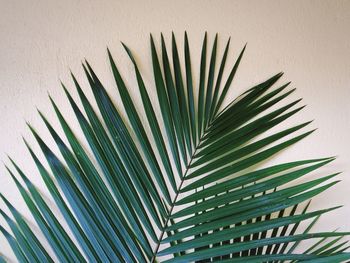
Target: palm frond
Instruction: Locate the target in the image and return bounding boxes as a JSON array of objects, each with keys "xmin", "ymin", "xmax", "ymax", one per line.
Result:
[{"xmin": 1, "ymin": 32, "xmax": 349, "ymax": 263}]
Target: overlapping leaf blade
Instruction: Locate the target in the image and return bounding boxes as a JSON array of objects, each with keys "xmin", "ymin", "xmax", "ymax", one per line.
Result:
[{"xmin": 0, "ymin": 33, "xmax": 348, "ymax": 263}]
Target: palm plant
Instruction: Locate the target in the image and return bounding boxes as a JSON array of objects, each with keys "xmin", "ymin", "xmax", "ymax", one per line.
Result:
[{"xmin": 0, "ymin": 32, "xmax": 349, "ymax": 263}]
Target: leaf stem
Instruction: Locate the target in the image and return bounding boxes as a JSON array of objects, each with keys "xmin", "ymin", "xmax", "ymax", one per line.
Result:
[{"xmin": 151, "ymin": 144, "xmax": 201, "ymax": 262}]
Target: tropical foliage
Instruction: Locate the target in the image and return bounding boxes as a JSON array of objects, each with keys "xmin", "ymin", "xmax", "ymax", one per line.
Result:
[{"xmin": 0, "ymin": 32, "xmax": 349, "ymax": 262}]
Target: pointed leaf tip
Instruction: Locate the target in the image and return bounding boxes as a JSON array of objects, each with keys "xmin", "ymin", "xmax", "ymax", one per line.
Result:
[
  {"xmin": 106, "ymin": 47, "xmax": 111, "ymax": 56},
  {"xmin": 121, "ymin": 43, "xmax": 136, "ymax": 65}
]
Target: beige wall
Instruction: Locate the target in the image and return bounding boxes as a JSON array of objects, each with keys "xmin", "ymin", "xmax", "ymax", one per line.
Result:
[{"xmin": 0, "ymin": 0, "xmax": 349, "ymax": 261}]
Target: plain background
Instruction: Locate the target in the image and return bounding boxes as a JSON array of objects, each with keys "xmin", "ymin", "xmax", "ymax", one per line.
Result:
[{"xmin": 0, "ymin": 0, "xmax": 349, "ymax": 261}]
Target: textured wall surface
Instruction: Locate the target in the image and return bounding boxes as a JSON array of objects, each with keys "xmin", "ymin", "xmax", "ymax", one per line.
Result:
[{"xmin": 0, "ymin": 0, "xmax": 349, "ymax": 261}]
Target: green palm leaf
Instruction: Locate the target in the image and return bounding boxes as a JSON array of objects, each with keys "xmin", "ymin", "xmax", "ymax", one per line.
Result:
[{"xmin": 1, "ymin": 32, "xmax": 349, "ymax": 263}]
